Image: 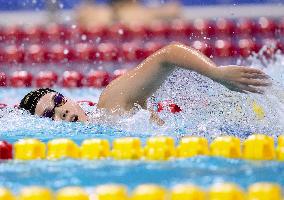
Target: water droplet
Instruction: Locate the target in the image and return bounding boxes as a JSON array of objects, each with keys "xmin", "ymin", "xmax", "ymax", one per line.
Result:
[
  {"xmin": 81, "ymin": 34, "xmax": 87, "ymax": 41},
  {"xmin": 118, "ymin": 29, "xmax": 124, "ymax": 35},
  {"xmin": 63, "ymin": 49, "xmax": 69, "ymax": 54}
]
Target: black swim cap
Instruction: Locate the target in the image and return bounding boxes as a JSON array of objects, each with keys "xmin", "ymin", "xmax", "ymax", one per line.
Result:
[{"xmin": 19, "ymin": 88, "xmax": 56, "ymax": 115}]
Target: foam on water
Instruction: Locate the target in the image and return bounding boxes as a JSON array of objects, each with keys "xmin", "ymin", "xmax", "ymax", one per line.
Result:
[
  {"xmin": 0, "ymin": 49, "xmax": 284, "ymax": 141},
  {"xmin": 1, "ymin": 48, "xmax": 284, "ymax": 192}
]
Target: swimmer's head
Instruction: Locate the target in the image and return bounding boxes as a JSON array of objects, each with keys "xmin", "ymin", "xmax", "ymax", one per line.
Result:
[{"xmin": 19, "ymin": 88, "xmax": 88, "ymax": 122}]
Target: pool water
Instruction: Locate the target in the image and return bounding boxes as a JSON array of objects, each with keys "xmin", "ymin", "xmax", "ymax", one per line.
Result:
[{"xmin": 1, "ymin": 49, "xmax": 284, "ymax": 193}]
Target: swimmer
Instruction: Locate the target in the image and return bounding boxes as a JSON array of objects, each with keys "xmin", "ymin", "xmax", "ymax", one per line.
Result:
[{"xmin": 19, "ymin": 42, "xmax": 270, "ymax": 123}]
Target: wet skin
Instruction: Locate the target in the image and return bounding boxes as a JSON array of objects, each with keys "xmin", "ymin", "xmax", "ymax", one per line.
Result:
[
  {"xmin": 34, "ymin": 92, "xmax": 88, "ymax": 122},
  {"xmin": 34, "ymin": 43, "xmax": 270, "ymax": 123}
]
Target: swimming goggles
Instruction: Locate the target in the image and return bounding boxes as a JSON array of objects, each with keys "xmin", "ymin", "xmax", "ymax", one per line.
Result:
[{"xmin": 42, "ymin": 93, "xmax": 67, "ymax": 119}]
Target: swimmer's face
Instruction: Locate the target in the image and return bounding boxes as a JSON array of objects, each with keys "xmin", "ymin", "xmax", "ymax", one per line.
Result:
[{"xmin": 34, "ymin": 92, "xmax": 88, "ymax": 122}]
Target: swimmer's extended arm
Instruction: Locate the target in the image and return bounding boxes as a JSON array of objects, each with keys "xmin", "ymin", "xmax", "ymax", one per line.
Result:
[{"xmin": 98, "ymin": 42, "xmax": 269, "ymax": 111}]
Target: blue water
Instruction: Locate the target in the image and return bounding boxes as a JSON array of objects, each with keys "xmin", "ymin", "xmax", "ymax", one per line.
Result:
[
  {"xmin": 1, "ymin": 51, "xmax": 284, "ymax": 192},
  {"xmin": 1, "ymin": 157, "xmax": 284, "ymax": 193}
]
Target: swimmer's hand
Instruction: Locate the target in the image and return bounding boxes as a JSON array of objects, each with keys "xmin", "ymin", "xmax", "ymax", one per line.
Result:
[{"xmin": 214, "ymin": 65, "xmax": 271, "ymax": 93}]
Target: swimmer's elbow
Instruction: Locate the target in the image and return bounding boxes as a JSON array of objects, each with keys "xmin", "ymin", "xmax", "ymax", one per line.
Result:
[{"xmin": 161, "ymin": 42, "xmax": 186, "ymax": 63}]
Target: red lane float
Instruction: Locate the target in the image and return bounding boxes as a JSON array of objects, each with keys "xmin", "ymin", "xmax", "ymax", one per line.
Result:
[
  {"xmin": 143, "ymin": 42, "xmax": 163, "ymax": 58},
  {"xmin": 191, "ymin": 40, "xmax": 213, "ymax": 57},
  {"xmin": 122, "ymin": 42, "xmax": 146, "ymax": 61},
  {"xmin": 255, "ymin": 17, "xmax": 277, "ymax": 37},
  {"xmin": 278, "ymin": 17, "xmax": 284, "ymax": 36},
  {"xmin": 26, "ymin": 44, "xmax": 46, "ymax": 63},
  {"xmin": 146, "ymin": 21, "xmax": 170, "ymax": 39},
  {"xmin": 109, "ymin": 23, "xmax": 131, "ymax": 41},
  {"xmin": 35, "ymin": 71, "xmax": 58, "ymax": 88},
  {"xmin": 9, "ymin": 71, "xmax": 33, "ymax": 87},
  {"xmin": 112, "ymin": 69, "xmax": 128, "ymax": 80},
  {"xmin": 169, "ymin": 19, "xmax": 191, "ymax": 39},
  {"xmin": 0, "ymin": 103, "xmax": 7, "ymax": 109},
  {"xmin": 0, "ymin": 69, "xmax": 131, "ymax": 88},
  {"xmin": 42, "ymin": 23, "xmax": 63, "ymax": 42},
  {"xmin": 235, "ymin": 18, "xmax": 255, "ymax": 36},
  {"xmin": 3, "ymin": 44, "xmax": 24, "ymax": 63},
  {"xmin": 62, "ymin": 24, "xmax": 82, "ymax": 42},
  {"xmin": 0, "ymin": 72, "xmax": 6, "ymax": 86},
  {"xmin": 0, "ymin": 141, "xmax": 13, "ymax": 160},
  {"xmin": 258, "ymin": 38, "xmax": 279, "ymax": 59},
  {"xmin": 157, "ymin": 100, "xmax": 182, "ymax": 114},
  {"xmin": 86, "ymin": 70, "xmax": 110, "ymax": 88},
  {"xmin": 192, "ymin": 18, "xmax": 215, "ymax": 37},
  {"xmin": 236, "ymin": 38, "xmax": 257, "ymax": 57},
  {"xmin": 75, "ymin": 43, "xmax": 96, "ymax": 61},
  {"xmin": 22, "ymin": 25, "xmax": 44, "ymax": 42},
  {"xmin": 128, "ymin": 23, "xmax": 148, "ymax": 40},
  {"xmin": 62, "ymin": 71, "xmax": 84, "ymax": 88},
  {"xmin": 215, "ymin": 18, "xmax": 235, "ymax": 36},
  {"xmin": 2, "ymin": 25, "xmax": 24, "ymax": 42},
  {"xmin": 0, "ymin": 18, "xmax": 282, "ymax": 44},
  {"xmin": 81, "ymin": 25, "xmax": 106, "ymax": 41},
  {"xmin": 96, "ymin": 43, "xmax": 119, "ymax": 62},
  {"xmin": 45, "ymin": 44, "xmax": 75, "ymax": 63},
  {"xmin": 213, "ymin": 39, "xmax": 235, "ymax": 57},
  {"xmin": 77, "ymin": 100, "xmax": 96, "ymax": 106}
]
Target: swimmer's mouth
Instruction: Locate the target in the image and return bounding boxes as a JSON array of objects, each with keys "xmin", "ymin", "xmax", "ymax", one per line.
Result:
[{"xmin": 71, "ymin": 115, "xmax": 79, "ymax": 122}]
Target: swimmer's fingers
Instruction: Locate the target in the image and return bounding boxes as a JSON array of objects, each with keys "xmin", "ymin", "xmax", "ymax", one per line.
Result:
[
  {"xmin": 235, "ymin": 83, "xmax": 264, "ymax": 94},
  {"xmin": 238, "ymin": 78, "xmax": 272, "ymax": 87},
  {"xmin": 219, "ymin": 80, "xmax": 247, "ymax": 93},
  {"xmin": 242, "ymin": 72, "xmax": 270, "ymax": 80},
  {"xmin": 241, "ymin": 67, "xmax": 266, "ymax": 75}
]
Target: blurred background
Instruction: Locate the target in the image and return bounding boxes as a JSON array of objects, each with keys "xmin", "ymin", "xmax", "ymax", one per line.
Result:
[
  {"xmin": 0, "ymin": 0, "xmax": 282, "ymax": 25},
  {"xmin": 0, "ymin": 0, "xmax": 283, "ymax": 89}
]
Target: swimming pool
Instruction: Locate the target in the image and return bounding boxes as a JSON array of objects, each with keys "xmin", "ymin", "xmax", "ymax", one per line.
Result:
[
  {"xmin": 1, "ymin": 49, "xmax": 284, "ymax": 196},
  {"xmin": 0, "ymin": 8, "xmax": 284, "ymax": 198}
]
